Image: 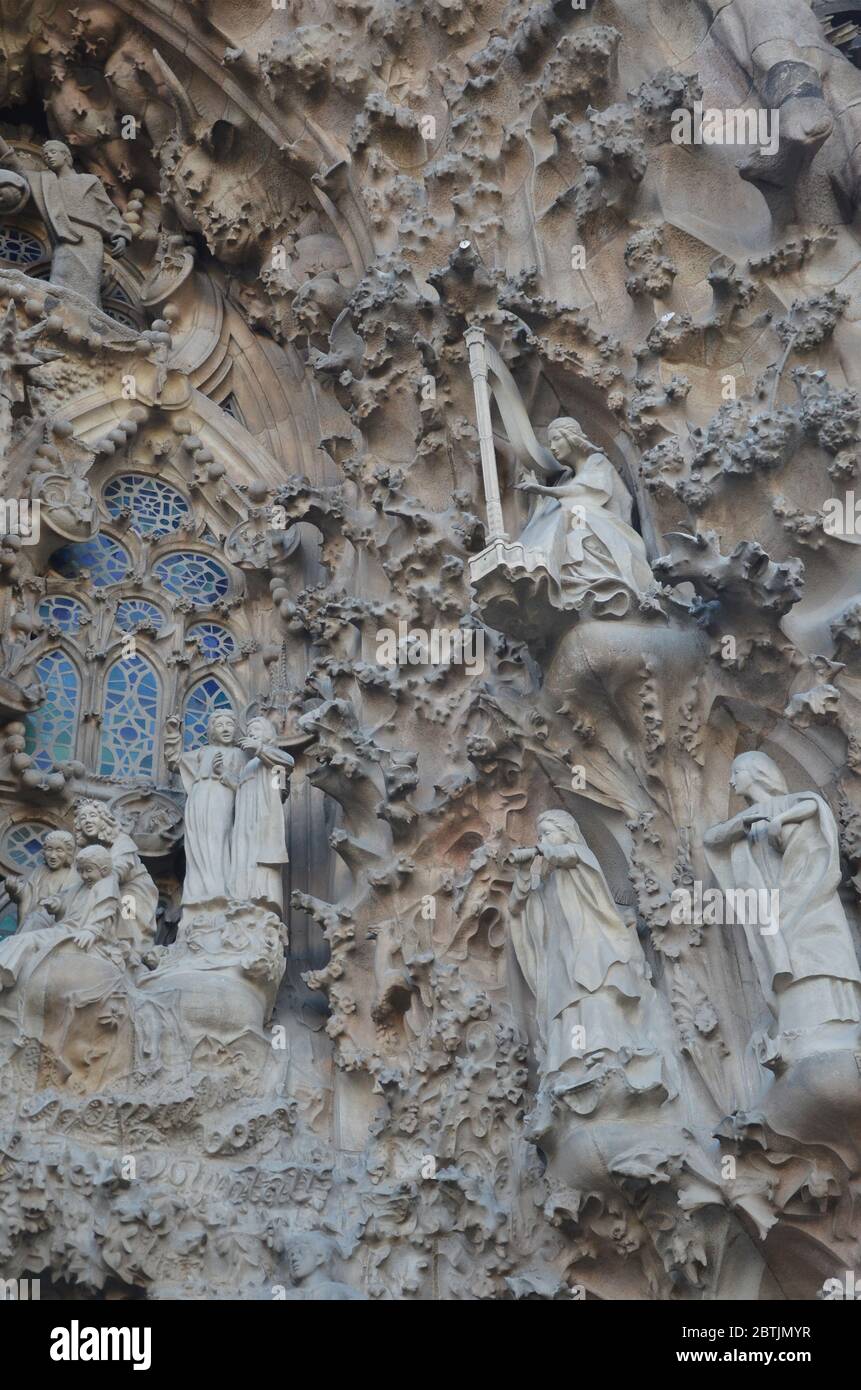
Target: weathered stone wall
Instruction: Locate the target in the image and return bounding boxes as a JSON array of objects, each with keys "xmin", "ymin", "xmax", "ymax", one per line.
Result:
[{"xmin": 0, "ymin": 0, "xmax": 859, "ymax": 1301}]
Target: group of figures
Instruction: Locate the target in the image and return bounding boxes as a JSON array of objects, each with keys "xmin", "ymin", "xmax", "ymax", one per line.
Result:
[
  {"xmin": 509, "ymin": 753, "xmax": 861, "ymax": 1152},
  {"xmin": 168, "ymin": 711, "xmax": 294, "ymax": 916},
  {"xmin": 0, "ymin": 711, "xmax": 294, "ymax": 1089}
]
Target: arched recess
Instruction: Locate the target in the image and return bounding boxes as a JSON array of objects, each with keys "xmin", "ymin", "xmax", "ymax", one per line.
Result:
[
  {"xmin": 99, "ymin": 654, "xmax": 160, "ymax": 779},
  {"xmin": 24, "ymin": 649, "xmax": 81, "ymax": 770}
]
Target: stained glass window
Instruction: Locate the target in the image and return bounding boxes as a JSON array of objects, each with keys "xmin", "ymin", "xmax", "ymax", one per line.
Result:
[
  {"xmin": 38, "ymin": 594, "xmax": 87, "ymax": 634},
  {"xmin": 187, "ymin": 622, "xmax": 237, "ymax": 660},
  {"xmin": 51, "ymin": 534, "xmax": 129, "ymax": 587},
  {"xmin": 2, "ymin": 821, "xmax": 51, "ymax": 869},
  {"xmin": 115, "ymin": 598, "xmax": 165, "ymax": 634},
  {"xmin": 99, "ymin": 656, "xmax": 159, "ymax": 777},
  {"xmin": 24, "ymin": 650, "xmax": 80, "ymax": 769},
  {"xmin": 0, "ymin": 226, "xmax": 44, "ymax": 266},
  {"xmin": 153, "ymin": 552, "xmax": 230, "ymax": 608},
  {"xmin": 103, "ymin": 474, "xmax": 191, "ymax": 539},
  {"xmin": 183, "ymin": 677, "xmax": 234, "ymax": 749}
]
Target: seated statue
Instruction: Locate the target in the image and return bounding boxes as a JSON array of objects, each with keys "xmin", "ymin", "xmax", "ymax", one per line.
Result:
[
  {"xmin": 0, "ymin": 844, "xmax": 135, "ymax": 1090},
  {"xmin": 704, "ymin": 752, "xmax": 861, "ymax": 1067},
  {"xmin": 0, "ymin": 844, "xmax": 123, "ymax": 992},
  {"xmin": 515, "ymin": 417, "xmax": 660, "ymax": 619},
  {"xmin": 73, "ymin": 799, "xmax": 158, "ymax": 949},
  {"xmin": 5, "ymin": 830, "xmax": 78, "ymax": 933}
]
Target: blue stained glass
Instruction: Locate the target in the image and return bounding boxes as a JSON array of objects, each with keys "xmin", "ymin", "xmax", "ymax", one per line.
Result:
[
  {"xmin": 103, "ymin": 474, "xmax": 191, "ymax": 539},
  {"xmin": 2, "ymin": 821, "xmax": 52, "ymax": 869},
  {"xmin": 153, "ymin": 552, "xmax": 230, "ymax": 608},
  {"xmin": 51, "ymin": 534, "xmax": 129, "ymax": 588},
  {"xmin": 99, "ymin": 656, "xmax": 159, "ymax": 777},
  {"xmin": 115, "ymin": 598, "xmax": 164, "ymax": 634},
  {"xmin": 24, "ymin": 650, "xmax": 79, "ymax": 769},
  {"xmin": 0, "ymin": 905, "xmax": 17, "ymax": 938},
  {"xmin": 187, "ymin": 622, "xmax": 236, "ymax": 660},
  {"xmin": 38, "ymin": 594, "xmax": 87, "ymax": 634},
  {"xmin": 0, "ymin": 226, "xmax": 44, "ymax": 265},
  {"xmin": 183, "ymin": 677, "xmax": 233, "ymax": 750}
]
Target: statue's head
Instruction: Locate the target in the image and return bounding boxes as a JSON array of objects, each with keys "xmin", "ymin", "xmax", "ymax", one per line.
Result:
[
  {"xmin": 537, "ymin": 808, "xmax": 583, "ymax": 845},
  {"xmin": 547, "ymin": 417, "xmax": 597, "ymax": 463},
  {"xmin": 74, "ymin": 798, "xmax": 120, "ymax": 846},
  {"xmin": 208, "ymin": 711, "xmax": 237, "ymax": 746},
  {"xmin": 42, "ymin": 830, "xmax": 76, "ymax": 869},
  {"xmin": 283, "ymin": 1231, "xmax": 332, "ymax": 1283},
  {"xmin": 730, "ymin": 751, "xmax": 788, "ymax": 803},
  {"xmin": 246, "ymin": 715, "xmax": 277, "ymax": 743},
  {"xmin": 76, "ymin": 844, "xmax": 114, "ymax": 885},
  {"xmin": 42, "ymin": 141, "xmax": 74, "ymax": 173}
]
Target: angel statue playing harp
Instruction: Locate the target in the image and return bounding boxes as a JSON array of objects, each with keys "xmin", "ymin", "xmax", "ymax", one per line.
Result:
[{"xmin": 467, "ymin": 331, "xmax": 659, "ymax": 621}]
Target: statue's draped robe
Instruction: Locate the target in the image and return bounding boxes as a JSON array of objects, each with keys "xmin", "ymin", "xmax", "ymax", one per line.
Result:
[
  {"xmin": 0, "ymin": 872, "xmax": 126, "ymax": 1048},
  {"xmin": 519, "ymin": 455, "xmax": 657, "ymax": 618},
  {"xmin": 705, "ymin": 792, "xmax": 861, "ymax": 1042},
  {"xmin": 8, "ymin": 165, "xmax": 130, "ymax": 304},
  {"xmin": 230, "ymin": 744, "xmax": 292, "ymax": 911},
  {"xmin": 179, "ymin": 745, "xmax": 245, "ymax": 904},
  {"xmin": 510, "ymin": 841, "xmax": 673, "ymax": 1098},
  {"xmin": 13, "ymin": 861, "xmax": 79, "ymax": 933}
]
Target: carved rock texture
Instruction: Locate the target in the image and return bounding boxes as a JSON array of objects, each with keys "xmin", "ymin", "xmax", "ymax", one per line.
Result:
[{"xmin": 0, "ymin": 0, "xmax": 858, "ymax": 1305}]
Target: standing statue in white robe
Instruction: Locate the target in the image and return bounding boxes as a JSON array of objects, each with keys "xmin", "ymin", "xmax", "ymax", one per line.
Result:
[
  {"xmin": 509, "ymin": 810, "xmax": 675, "ymax": 1108},
  {"xmin": 173, "ymin": 711, "xmax": 245, "ymax": 906},
  {"xmin": 230, "ymin": 716, "xmax": 294, "ymax": 914},
  {"xmin": 704, "ymin": 752, "xmax": 861, "ymax": 1065}
]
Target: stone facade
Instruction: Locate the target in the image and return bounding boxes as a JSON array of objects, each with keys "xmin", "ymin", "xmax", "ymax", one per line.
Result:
[{"xmin": 0, "ymin": 0, "xmax": 859, "ymax": 1302}]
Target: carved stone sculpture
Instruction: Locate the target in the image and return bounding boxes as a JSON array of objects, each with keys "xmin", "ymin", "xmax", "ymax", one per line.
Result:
[
  {"xmin": 0, "ymin": 0, "xmax": 860, "ymax": 1307},
  {"xmin": 0, "ymin": 138, "xmax": 131, "ymax": 305},
  {"xmin": 172, "ymin": 711, "xmax": 245, "ymax": 907},
  {"xmin": 704, "ymin": 752, "xmax": 861, "ymax": 1067}
]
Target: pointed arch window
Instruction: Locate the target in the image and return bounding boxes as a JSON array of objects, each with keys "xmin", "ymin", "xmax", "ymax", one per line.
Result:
[
  {"xmin": 183, "ymin": 676, "xmax": 234, "ymax": 750},
  {"xmin": 99, "ymin": 655, "xmax": 159, "ymax": 778},
  {"xmin": 24, "ymin": 650, "xmax": 80, "ymax": 769}
]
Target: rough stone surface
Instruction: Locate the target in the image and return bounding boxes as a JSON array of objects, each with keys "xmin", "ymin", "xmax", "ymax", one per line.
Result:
[{"xmin": 0, "ymin": 0, "xmax": 858, "ymax": 1302}]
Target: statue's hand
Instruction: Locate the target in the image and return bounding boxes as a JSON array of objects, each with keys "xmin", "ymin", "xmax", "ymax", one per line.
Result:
[
  {"xmin": 766, "ymin": 818, "xmax": 785, "ymax": 850},
  {"xmin": 110, "ymin": 234, "xmax": 129, "ymax": 258},
  {"xmin": 73, "ymin": 929, "xmax": 97, "ymax": 951},
  {"xmin": 211, "ymin": 751, "xmax": 224, "ymax": 776},
  {"xmin": 515, "ymin": 470, "xmax": 539, "ymax": 494},
  {"xmin": 41, "ymin": 895, "xmax": 62, "ymax": 915}
]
